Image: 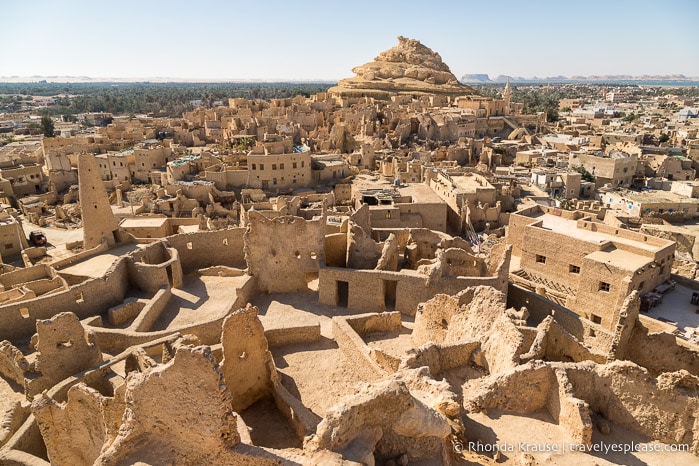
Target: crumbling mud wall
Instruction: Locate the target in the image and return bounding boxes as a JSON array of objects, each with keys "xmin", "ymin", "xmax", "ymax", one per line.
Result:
[
  {"xmin": 245, "ymin": 212, "xmax": 325, "ymax": 293},
  {"xmin": 413, "ymin": 286, "xmax": 527, "ymax": 374},
  {"xmin": 466, "ymin": 362, "xmax": 593, "ymax": 447},
  {"xmin": 309, "ymin": 379, "xmax": 452, "ymax": 464},
  {"xmin": 18, "ymin": 334, "xmax": 344, "ymax": 466},
  {"xmin": 401, "ymin": 340, "xmax": 480, "ymax": 376},
  {"xmin": 85, "ymin": 275, "xmax": 257, "ymax": 354},
  {"xmin": 220, "ymin": 305, "xmax": 274, "ymax": 412},
  {"xmin": 566, "ymin": 361, "xmax": 699, "ymax": 454},
  {"xmin": 403, "ymin": 228, "xmax": 453, "ymax": 268},
  {"xmin": 508, "ymin": 283, "xmax": 616, "ymax": 353},
  {"xmin": 33, "ymin": 384, "xmax": 116, "ymax": 466},
  {"xmin": 166, "ymin": 227, "xmax": 247, "ymax": 274},
  {"xmin": 29, "ymin": 313, "xmax": 103, "ymax": 397},
  {"xmin": 625, "ymin": 317, "xmax": 699, "ymax": 377},
  {"xmin": 94, "ymin": 345, "xmax": 241, "ymax": 465},
  {"xmin": 0, "ymin": 313, "xmax": 103, "ymax": 399},
  {"xmin": 0, "ymin": 258, "xmax": 130, "ymax": 342},
  {"xmin": 346, "ymin": 223, "xmax": 383, "ymax": 269},
  {"xmin": 521, "ymin": 316, "xmax": 608, "ymax": 364},
  {"xmin": 319, "ymin": 266, "xmax": 508, "ymax": 316},
  {"xmin": 126, "ymin": 242, "xmax": 183, "ymax": 292},
  {"xmin": 466, "ymin": 360, "xmax": 699, "ymax": 454},
  {"xmin": 375, "ymin": 233, "xmax": 400, "ymax": 272}
]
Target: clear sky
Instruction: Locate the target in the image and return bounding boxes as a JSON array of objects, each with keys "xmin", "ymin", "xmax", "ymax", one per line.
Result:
[{"xmin": 2, "ymin": 0, "xmax": 697, "ymax": 81}]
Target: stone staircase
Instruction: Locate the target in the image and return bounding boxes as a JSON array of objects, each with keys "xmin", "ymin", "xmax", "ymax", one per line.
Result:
[{"xmin": 510, "ymin": 269, "xmax": 575, "ymax": 306}]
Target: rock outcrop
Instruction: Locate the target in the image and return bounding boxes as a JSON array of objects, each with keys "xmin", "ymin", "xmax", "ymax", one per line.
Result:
[
  {"xmin": 309, "ymin": 379, "xmax": 452, "ymax": 464},
  {"xmin": 329, "ymin": 36, "xmax": 476, "ymax": 99}
]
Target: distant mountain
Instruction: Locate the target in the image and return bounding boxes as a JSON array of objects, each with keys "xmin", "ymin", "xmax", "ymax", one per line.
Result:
[
  {"xmin": 459, "ymin": 74, "xmax": 493, "ymax": 84},
  {"xmin": 459, "ymin": 73, "xmax": 699, "ymax": 84}
]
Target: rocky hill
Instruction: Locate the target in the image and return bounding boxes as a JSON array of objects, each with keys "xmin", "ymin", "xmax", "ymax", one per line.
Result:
[{"xmin": 329, "ymin": 36, "xmax": 477, "ymax": 98}]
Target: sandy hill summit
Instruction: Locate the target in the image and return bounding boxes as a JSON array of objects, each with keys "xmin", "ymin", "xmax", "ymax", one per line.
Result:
[{"xmin": 329, "ymin": 36, "xmax": 477, "ymax": 98}]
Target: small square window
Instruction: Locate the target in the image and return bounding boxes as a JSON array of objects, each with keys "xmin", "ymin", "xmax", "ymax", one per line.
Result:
[
  {"xmin": 293, "ymin": 162, "xmax": 297, "ymax": 169},
  {"xmin": 535, "ymin": 255, "xmax": 546, "ymax": 264},
  {"xmin": 638, "ymin": 281, "xmax": 645, "ymax": 290},
  {"xmin": 591, "ymin": 314, "xmax": 602, "ymax": 324},
  {"xmin": 260, "ymin": 164, "xmax": 264, "ymax": 170},
  {"xmin": 280, "ymin": 163, "xmax": 284, "ymax": 169},
  {"xmin": 252, "ymin": 164, "xmax": 256, "ymax": 170},
  {"xmin": 272, "ymin": 164, "xmax": 277, "ymax": 170},
  {"xmin": 569, "ymin": 264, "xmax": 580, "ymax": 274},
  {"xmin": 599, "ymin": 282, "xmax": 610, "ymax": 292}
]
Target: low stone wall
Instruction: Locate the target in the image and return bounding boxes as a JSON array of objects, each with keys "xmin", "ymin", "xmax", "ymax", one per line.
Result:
[
  {"xmin": 403, "ymin": 340, "xmax": 480, "ymax": 375},
  {"xmin": 332, "ymin": 315, "xmax": 387, "ymax": 382},
  {"xmin": 0, "ymin": 265, "xmax": 54, "ymax": 289},
  {"xmin": 107, "ymin": 299, "xmax": 146, "ymax": 327},
  {"xmin": 0, "ymin": 258, "xmax": 130, "ymax": 342},
  {"xmin": 272, "ymin": 376, "xmax": 321, "ymax": 441},
  {"xmin": 265, "ymin": 324, "xmax": 321, "ymax": 347},
  {"xmin": 51, "ymin": 241, "xmax": 110, "ymax": 270},
  {"xmin": 89, "ymin": 276, "xmax": 258, "ymax": 354},
  {"xmin": 21, "ymin": 277, "xmax": 64, "ymax": 297},
  {"xmin": 345, "ymin": 311, "xmax": 402, "ymax": 335},
  {"xmin": 131, "ymin": 287, "xmax": 172, "ymax": 332}
]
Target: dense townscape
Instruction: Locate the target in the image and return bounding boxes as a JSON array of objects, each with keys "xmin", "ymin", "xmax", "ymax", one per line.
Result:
[{"xmin": 0, "ymin": 37, "xmax": 697, "ymax": 466}]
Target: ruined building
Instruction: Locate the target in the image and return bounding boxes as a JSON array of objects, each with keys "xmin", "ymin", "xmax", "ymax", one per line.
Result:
[{"xmin": 0, "ymin": 37, "xmax": 697, "ymax": 466}]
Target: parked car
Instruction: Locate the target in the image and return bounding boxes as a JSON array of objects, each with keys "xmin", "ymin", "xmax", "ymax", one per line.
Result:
[{"xmin": 28, "ymin": 230, "xmax": 47, "ymax": 246}]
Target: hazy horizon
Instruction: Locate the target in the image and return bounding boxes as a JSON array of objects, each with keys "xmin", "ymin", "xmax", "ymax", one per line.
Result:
[{"xmin": 2, "ymin": 0, "xmax": 698, "ymax": 81}]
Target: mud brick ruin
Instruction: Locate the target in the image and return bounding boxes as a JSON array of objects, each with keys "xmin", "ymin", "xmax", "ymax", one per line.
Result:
[{"xmin": 0, "ymin": 37, "xmax": 697, "ymax": 466}]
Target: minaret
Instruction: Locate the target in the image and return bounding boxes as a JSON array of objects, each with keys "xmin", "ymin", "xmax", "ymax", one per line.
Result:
[
  {"xmin": 503, "ymin": 79, "xmax": 512, "ymax": 115},
  {"xmin": 78, "ymin": 154, "xmax": 120, "ymax": 249}
]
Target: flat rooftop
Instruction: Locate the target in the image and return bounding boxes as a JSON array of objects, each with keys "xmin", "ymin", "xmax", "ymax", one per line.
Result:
[
  {"xmin": 57, "ymin": 243, "xmax": 142, "ymax": 278},
  {"xmin": 530, "ymin": 212, "xmax": 662, "ymax": 252},
  {"xmin": 617, "ymin": 190, "xmax": 699, "ymax": 204},
  {"xmin": 120, "ymin": 217, "xmax": 169, "ymax": 228},
  {"xmin": 585, "ymin": 248, "xmax": 653, "ymax": 271},
  {"xmin": 352, "ymin": 176, "xmax": 444, "ymax": 204},
  {"xmin": 449, "ymin": 174, "xmax": 495, "ymax": 194},
  {"xmin": 396, "ymin": 183, "xmax": 444, "ymax": 203}
]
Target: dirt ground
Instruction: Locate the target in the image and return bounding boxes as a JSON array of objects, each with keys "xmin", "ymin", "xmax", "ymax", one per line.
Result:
[
  {"xmin": 364, "ymin": 325, "xmax": 416, "ymax": 360},
  {"xmin": 463, "ymin": 409, "xmax": 698, "ymax": 466},
  {"xmin": 253, "ymin": 291, "xmax": 359, "ymax": 338},
  {"xmin": 151, "ymin": 275, "xmax": 248, "ymax": 330},
  {"xmin": 239, "ymin": 397, "xmax": 302, "ymax": 449},
  {"xmin": 271, "ymin": 339, "xmax": 366, "ymax": 418}
]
